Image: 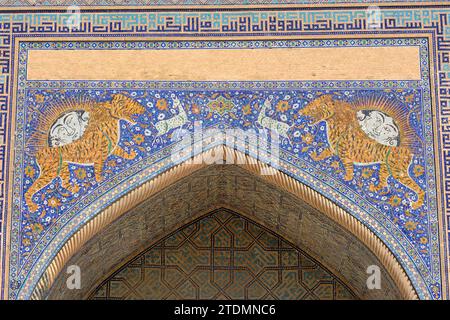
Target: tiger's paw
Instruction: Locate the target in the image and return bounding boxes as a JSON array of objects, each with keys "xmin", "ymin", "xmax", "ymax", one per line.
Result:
[
  {"xmin": 69, "ymin": 184, "xmax": 80, "ymax": 194},
  {"xmin": 411, "ymin": 201, "xmax": 422, "ymax": 210},
  {"xmin": 310, "ymin": 151, "xmax": 320, "ymax": 161},
  {"xmin": 409, "ymin": 191, "xmax": 424, "ymax": 210},
  {"xmin": 95, "ymin": 174, "xmax": 104, "ymax": 184},
  {"xmin": 369, "ymin": 183, "xmax": 384, "ymax": 193},
  {"xmin": 27, "ymin": 201, "xmax": 38, "ymax": 213},
  {"xmin": 410, "ymin": 197, "xmax": 424, "ymax": 210},
  {"xmin": 62, "ymin": 182, "xmax": 80, "ymax": 194},
  {"xmin": 343, "ymin": 172, "xmax": 354, "ymax": 181},
  {"xmin": 127, "ymin": 150, "xmax": 137, "ymax": 160},
  {"xmin": 121, "ymin": 149, "xmax": 137, "ymax": 160}
]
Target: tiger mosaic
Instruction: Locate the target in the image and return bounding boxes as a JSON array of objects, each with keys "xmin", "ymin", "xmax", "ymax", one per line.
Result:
[
  {"xmin": 24, "ymin": 94, "xmax": 146, "ymax": 212},
  {"xmin": 300, "ymin": 95, "xmax": 424, "ymax": 209}
]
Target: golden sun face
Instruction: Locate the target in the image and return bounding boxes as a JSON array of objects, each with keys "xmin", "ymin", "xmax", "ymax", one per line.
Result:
[
  {"xmin": 357, "ymin": 109, "xmax": 400, "ymax": 147},
  {"xmin": 350, "ymin": 95, "xmax": 417, "ymax": 150},
  {"xmin": 26, "ymin": 96, "xmax": 95, "ymax": 155},
  {"xmin": 48, "ymin": 110, "xmax": 90, "ymax": 147}
]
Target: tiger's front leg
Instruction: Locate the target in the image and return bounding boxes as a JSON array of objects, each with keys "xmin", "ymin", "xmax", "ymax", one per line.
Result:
[
  {"xmin": 336, "ymin": 141, "xmax": 355, "ymax": 181},
  {"xmin": 388, "ymin": 149, "xmax": 424, "ymax": 209},
  {"xmin": 25, "ymin": 171, "xmax": 56, "ymax": 212}
]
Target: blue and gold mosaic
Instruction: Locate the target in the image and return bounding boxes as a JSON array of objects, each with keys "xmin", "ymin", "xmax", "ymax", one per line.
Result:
[
  {"xmin": 0, "ymin": 5, "xmax": 449, "ymax": 300},
  {"xmin": 8, "ymin": 38, "xmax": 439, "ymax": 300}
]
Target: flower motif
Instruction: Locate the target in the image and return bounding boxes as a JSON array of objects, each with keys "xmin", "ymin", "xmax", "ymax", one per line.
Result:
[
  {"xmin": 404, "ymin": 221, "xmax": 417, "ymax": 231},
  {"xmin": 74, "ymin": 168, "xmax": 86, "ymax": 180},
  {"xmin": 133, "ymin": 134, "xmax": 145, "ymax": 145},
  {"xmin": 191, "ymin": 104, "xmax": 201, "ymax": 114},
  {"xmin": 30, "ymin": 223, "xmax": 44, "ymax": 235},
  {"xmin": 420, "ymin": 237, "xmax": 428, "ymax": 244},
  {"xmin": 389, "ymin": 195, "xmax": 402, "ymax": 207},
  {"xmin": 413, "ymin": 165, "xmax": 424, "ymax": 177},
  {"xmin": 361, "ymin": 168, "xmax": 373, "ymax": 179},
  {"xmin": 156, "ymin": 98, "xmax": 168, "ymax": 111},
  {"xmin": 276, "ymin": 100, "xmax": 290, "ymax": 112},
  {"xmin": 207, "ymin": 96, "xmax": 235, "ymax": 115},
  {"xmin": 302, "ymin": 133, "xmax": 314, "ymax": 145},
  {"xmin": 47, "ymin": 196, "xmax": 61, "ymax": 208},
  {"xmin": 330, "ymin": 161, "xmax": 340, "ymax": 169},
  {"xmin": 242, "ymin": 104, "xmax": 252, "ymax": 115},
  {"xmin": 35, "ymin": 94, "xmax": 45, "ymax": 103},
  {"xmin": 25, "ymin": 165, "xmax": 35, "ymax": 178},
  {"xmin": 405, "ymin": 94, "xmax": 415, "ymax": 103}
]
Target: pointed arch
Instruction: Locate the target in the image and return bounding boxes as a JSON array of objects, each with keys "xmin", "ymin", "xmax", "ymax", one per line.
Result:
[{"xmin": 26, "ymin": 146, "xmax": 417, "ymax": 300}]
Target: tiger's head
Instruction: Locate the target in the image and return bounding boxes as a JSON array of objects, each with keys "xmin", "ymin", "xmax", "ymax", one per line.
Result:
[
  {"xmin": 299, "ymin": 95, "xmax": 336, "ymax": 125},
  {"xmin": 108, "ymin": 94, "xmax": 146, "ymax": 124}
]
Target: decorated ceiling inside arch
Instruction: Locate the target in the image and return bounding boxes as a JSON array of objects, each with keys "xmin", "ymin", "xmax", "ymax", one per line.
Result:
[{"xmin": 0, "ymin": 0, "xmax": 449, "ymax": 300}]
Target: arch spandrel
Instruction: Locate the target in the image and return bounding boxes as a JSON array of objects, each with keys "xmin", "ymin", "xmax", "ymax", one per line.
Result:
[
  {"xmin": 25, "ymin": 146, "xmax": 417, "ymax": 300},
  {"xmin": 44, "ymin": 161, "xmax": 405, "ymax": 300}
]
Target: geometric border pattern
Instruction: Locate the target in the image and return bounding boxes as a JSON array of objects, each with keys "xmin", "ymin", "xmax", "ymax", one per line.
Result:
[{"xmin": 0, "ymin": 1, "xmax": 440, "ymax": 6}]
